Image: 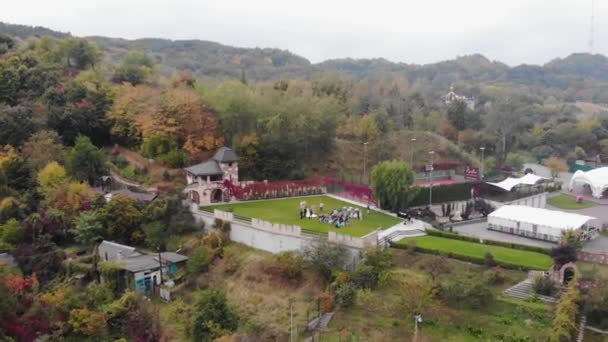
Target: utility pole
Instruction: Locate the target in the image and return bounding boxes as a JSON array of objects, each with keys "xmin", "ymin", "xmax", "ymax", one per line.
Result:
[
  {"xmin": 480, "ymin": 146, "xmax": 486, "ymax": 180},
  {"xmin": 413, "ymin": 314, "xmax": 422, "ymax": 342},
  {"xmin": 290, "ymin": 302, "xmax": 295, "ymax": 342},
  {"xmin": 410, "ymin": 138, "xmax": 416, "ymax": 166},
  {"xmin": 363, "ymin": 142, "xmax": 369, "ymax": 184},
  {"xmin": 157, "ymin": 246, "xmax": 163, "ymax": 287},
  {"xmin": 428, "ymin": 151, "xmax": 435, "ymax": 208}
]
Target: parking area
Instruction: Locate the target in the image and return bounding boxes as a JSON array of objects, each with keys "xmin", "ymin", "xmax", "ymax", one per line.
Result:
[
  {"xmin": 449, "ymin": 221, "xmax": 555, "ymax": 248},
  {"xmin": 451, "ymin": 220, "xmax": 608, "ymax": 253}
]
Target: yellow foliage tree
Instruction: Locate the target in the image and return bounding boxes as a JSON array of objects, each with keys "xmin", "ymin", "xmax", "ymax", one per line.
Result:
[
  {"xmin": 48, "ymin": 182, "xmax": 93, "ymax": 216},
  {"xmin": 544, "ymin": 157, "xmax": 568, "ymax": 179},
  {"xmin": 69, "ymin": 308, "xmax": 107, "ymax": 336},
  {"xmin": 37, "ymin": 162, "xmax": 68, "ymax": 197}
]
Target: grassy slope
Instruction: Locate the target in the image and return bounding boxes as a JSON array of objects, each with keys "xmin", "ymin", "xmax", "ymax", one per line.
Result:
[
  {"xmin": 547, "ymin": 194, "xmax": 597, "ymax": 209},
  {"xmin": 207, "ymin": 195, "xmax": 401, "ymax": 237},
  {"xmin": 399, "ymin": 236, "xmax": 553, "ymax": 270},
  {"xmin": 325, "ymin": 251, "xmax": 552, "ymax": 341}
]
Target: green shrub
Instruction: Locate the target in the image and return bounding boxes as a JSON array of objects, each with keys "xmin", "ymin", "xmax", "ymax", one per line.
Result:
[
  {"xmin": 112, "ymin": 155, "xmax": 129, "ymax": 169},
  {"xmin": 193, "ymin": 288, "xmax": 238, "ymax": 341},
  {"xmin": 186, "ymin": 246, "xmax": 213, "ymax": 276},
  {"xmin": 533, "ymin": 275, "xmax": 557, "ymax": 296},
  {"xmin": 484, "ymin": 252, "xmax": 495, "ymax": 267},
  {"xmin": 264, "ymin": 251, "xmax": 305, "ymax": 282},
  {"xmin": 334, "ymin": 282, "xmax": 357, "ymax": 307},
  {"xmin": 157, "ymin": 149, "xmax": 188, "ymax": 168},
  {"xmin": 439, "ymin": 279, "xmax": 494, "ymax": 309}
]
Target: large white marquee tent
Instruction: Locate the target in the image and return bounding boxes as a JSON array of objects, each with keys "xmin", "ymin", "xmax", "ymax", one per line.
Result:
[
  {"xmin": 488, "ymin": 205, "xmax": 596, "ymax": 242},
  {"xmin": 569, "ymin": 167, "xmax": 608, "ymax": 198}
]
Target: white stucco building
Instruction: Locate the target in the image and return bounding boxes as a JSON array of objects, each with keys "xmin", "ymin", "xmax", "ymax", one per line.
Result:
[
  {"xmin": 487, "ymin": 205, "xmax": 596, "ymax": 243},
  {"xmin": 184, "ymin": 147, "xmax": 239, "ymax": 205}
]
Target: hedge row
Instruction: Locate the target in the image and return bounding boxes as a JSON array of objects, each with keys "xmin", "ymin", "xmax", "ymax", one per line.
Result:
[
  {"xmin": 425, "ymin": 229, "xmax": 551, "ymax": 255},
  {"xmin": 389, "ymin": 242, "xmax": 533, "ymax": 271},
  {"xmin": 410, "ymin": 182, "xmax": 472, "ymax": 207}
]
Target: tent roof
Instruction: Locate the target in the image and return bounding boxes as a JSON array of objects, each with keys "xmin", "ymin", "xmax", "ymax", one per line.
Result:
[
  {"xmin": 488, "ymin": 205, "xmax": 595, "ymax": 231},
  {"xmin": 487, "ymin": 173, "xmax": 547, "ymax": 191},
  {"xmin": 570, "ymin": 167, "xmax": 608, "ymax": 189}
]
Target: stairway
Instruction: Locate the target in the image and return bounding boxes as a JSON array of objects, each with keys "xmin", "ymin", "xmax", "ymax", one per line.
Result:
[
  {"xmin": 576, "ymin": 315, "xmax": 587, "ymax": 342},
  {"xmin": 504, "ymin": 279, "xmax": 558, "ymax": 303}
]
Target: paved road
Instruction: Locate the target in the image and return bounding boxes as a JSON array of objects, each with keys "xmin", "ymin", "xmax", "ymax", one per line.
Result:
[
  {"xmin": 450, "ymin": 221, "xmax": 555, "ymax": 248},
  {"xmin": 523, "ymin": 163, "xmax": 572, "ymax": 189}
]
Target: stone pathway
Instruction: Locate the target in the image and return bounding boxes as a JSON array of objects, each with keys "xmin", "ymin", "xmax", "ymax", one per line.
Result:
[
  {"xmin": 378, "ymin": 220, "xmax": 428, "ymax": 244},
  {"xmin": 503, "ymin": 271, "xmax": 558, "ymax": 303}
]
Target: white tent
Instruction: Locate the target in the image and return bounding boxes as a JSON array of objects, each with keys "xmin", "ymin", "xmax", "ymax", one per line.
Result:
[
  {"xmin": 487, "ymin": 173, "xmax": 547, "ymax": 191},
  {"xmin": 569, "ymin": 167, "xmax": 608, "ymax": 198},
  {"xmin": 488, "ymin": 205, "xmax": 596, "ymax": 242}
]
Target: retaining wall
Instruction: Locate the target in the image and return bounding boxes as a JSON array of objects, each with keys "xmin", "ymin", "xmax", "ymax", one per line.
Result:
[{"xmin": 191, "ymin": 208, "xmax": 365, "ymax": 264}]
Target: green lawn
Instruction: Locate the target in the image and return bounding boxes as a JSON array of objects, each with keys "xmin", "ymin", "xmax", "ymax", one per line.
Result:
[
  {"xmin": 547, "ymin": 194, "xmax": 597, "ymax": 209},
  {"xmin": 206, "ymin": 195, "xmax": 401, "ymax": 237},
  {"xmin": 398, "ymin": 236, "xmax": 553, "ymax": 270}
]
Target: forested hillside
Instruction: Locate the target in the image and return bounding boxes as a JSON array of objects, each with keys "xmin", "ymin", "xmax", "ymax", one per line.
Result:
[
  {"xmin": 3, "ymin": 22, "xmax": 608, "ymax": 105},
  {"xmin": 2, "ymin": 20, "xmax": 608, "ymax": 341}
]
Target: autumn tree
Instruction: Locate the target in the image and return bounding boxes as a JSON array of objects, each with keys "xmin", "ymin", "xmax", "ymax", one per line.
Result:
[
  {"xmin": 69, "ymin": 308, "xmax": 107, "ymax": 337},
  {"xmin": 21, "ymin": 130, "xmax": 65, "ymax": 171},
  {"xmin": 37, "ymin": 162, "xmax": 68, "ymax": 198},
  {"xmin": 107, "ymin": 84, "xmax": 160, "ymax": 146},
  {"xmin": 399, "ymin": 275, "xmax": 436, "ymax": 315},
  {"xmin": 100, "ymin": 195, "xmax": 141, "ymax": 243},
  {"xmin": 549, "ymin": 276, "xmax": 580, "ymax": 342},
  {"xmin": 544, "ymin": 157, "xmax": 568, "ymax": 179}
]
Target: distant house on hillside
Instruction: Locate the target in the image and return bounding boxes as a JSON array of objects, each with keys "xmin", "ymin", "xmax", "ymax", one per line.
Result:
[
  {"xmin": 444, "ymin": 86, "xmax": 475, "ymax": 110},
  {"xmin": 183, "ymin": 147, "xmax": 239, "ymax": 205},
  {"xmin": 98, "ymin": 240, "xmax": 188, "ymax": 294}
]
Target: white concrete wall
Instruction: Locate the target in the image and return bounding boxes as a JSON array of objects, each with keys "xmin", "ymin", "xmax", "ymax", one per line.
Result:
[
  {"xmin": 192, "ymin": 209, "xmax": 363, "ymax": 265},
  {"xmin": 488, "ymin": 215, "xmax": 563, "ymax": 242},
  {"xmin": 486, "ymin": 192, "xmax": 547, "ymax": 209}
]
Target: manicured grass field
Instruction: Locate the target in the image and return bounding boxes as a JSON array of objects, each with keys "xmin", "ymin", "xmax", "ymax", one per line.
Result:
[
  {"xmin": 548, "ymin": 194, "xmax": 597, "ymax": 209},
  {"xmin": 206, "ymin": 195, "xmax": 401, "ymax": 237},
  {"xmin": 399, "ymin": 236, "xmax": 553, "ymax": 270}
]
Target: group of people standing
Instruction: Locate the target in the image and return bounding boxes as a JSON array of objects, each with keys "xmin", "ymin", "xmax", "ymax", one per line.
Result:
[{"xmin": 298, "ymin": 200, "xmax": 363, "ymax": 228}]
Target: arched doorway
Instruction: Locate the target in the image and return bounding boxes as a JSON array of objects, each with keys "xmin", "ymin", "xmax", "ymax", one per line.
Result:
[
  {"xmin": 563, "ymin": 267, "xmax": 576, "ymax": 285},
  {"xmin": 189, "ymin": 191, "xmax": 200, "ymax": 204},
  {"xmin": 211, "ymin": 189, "xmax": 223, "ymax": 203}
]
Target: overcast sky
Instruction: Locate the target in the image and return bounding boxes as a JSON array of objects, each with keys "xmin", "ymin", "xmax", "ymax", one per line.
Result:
[{"xmin": 2, "ymin": 0, "xmax": 606, "ymax": 65}]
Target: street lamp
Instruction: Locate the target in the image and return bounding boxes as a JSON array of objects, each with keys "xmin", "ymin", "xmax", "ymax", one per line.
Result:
[
  {"xmin": 410, "ymin": 138, "xmax": 417, "ymax": 166},
  {"xmin": 363, "ymin": 142, "xmax": 369, "ymax": 184},
  {"xmin": 480, "ymin": 146, "xmax": 486, "ymax": 180},
  {"xmin": 428, "ymin": 151, "xmax": 435, "ymax": 208},
  {"xmin": 414, "ymin": 314, "xmax": 423, "ymax": 341}
]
